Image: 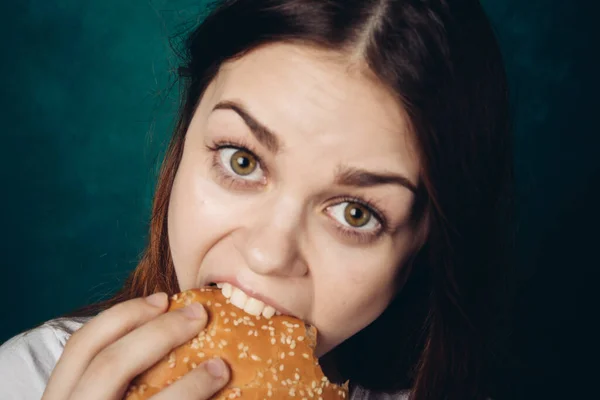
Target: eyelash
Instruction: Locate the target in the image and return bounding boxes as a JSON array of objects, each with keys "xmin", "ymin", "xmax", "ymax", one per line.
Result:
[
  {"xmin": 205, "ymin": 138, "xmax": 391, "ymax": 244},
  {"xmin": 328, "ymin": 196, "xmax": 390, "ymax": 244}
]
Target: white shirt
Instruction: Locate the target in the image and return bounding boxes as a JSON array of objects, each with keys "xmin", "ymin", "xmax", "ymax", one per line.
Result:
[
  {"xmin": 0, "ymin": 318, "xmax": 90, "ymax": 400},
  {"xmin": 0, "ymin": 318, "xmax": 408, "ymax": 400}
]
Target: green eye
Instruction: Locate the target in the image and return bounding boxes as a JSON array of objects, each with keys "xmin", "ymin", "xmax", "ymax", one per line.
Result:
[
  {"xmin": 229, "ymin": 149, "xmax": 257, "ymax": 176},
  {"xmin": 343, "ymin": 203, "xmax": 372, "ymax": 227}
]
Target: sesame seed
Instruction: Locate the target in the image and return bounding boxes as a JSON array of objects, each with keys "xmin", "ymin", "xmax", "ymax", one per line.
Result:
[
  {"xmin": 224, "ymin": 318, "xmax": 230, "ymax": 324},
  {"xmin": 303, "ymin": 353, "xmax": 310, "ymax": 359},
  {"xmin": 197, "ymin": 352, "xmax": 205, "ymax": 357},
  {"xmin": 289, "ymin": 351, "xmax": 295, "ymax": 356},
  {"xmin": 251, "ymin": 354, "xmax": 261, "ymax": 361},
  {"xmin": 280, "ymin": 352, "xmax": 286, "ymax": 359},
  {"xmin": 271, "ymin": 338, "xmax": 276, "ymax": 345},
  {"xmin": 220, "ymin": 311, "xmax": 226, "ymax": 317},
  {"xmin": 298, "ymin": 336, "xmax": 305, "ymax": 341},
  {"xmin": 215, "ymin": 302, "xmax": 222, "ymax": 307},
  {"xmin": 279, "ymin": 364, "xmax": 284, "ymax": 371}
]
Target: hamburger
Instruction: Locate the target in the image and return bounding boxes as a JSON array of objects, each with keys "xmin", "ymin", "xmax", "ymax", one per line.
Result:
[{"xmin": 124, "ymin": 287, "xmax": 349, "ymax": 399}]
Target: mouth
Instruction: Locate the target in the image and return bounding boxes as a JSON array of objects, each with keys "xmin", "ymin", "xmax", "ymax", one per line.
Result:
[{"xmin": 206, "ymin": 281, "xmax": 285, "ymax": 319}]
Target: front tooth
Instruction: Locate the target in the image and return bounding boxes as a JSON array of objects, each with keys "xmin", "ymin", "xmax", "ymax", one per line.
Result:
[
  {"xmin": 230, "ymin": 287, "xmax": 249, "ymax": 309},
  {"xmin": 262, "ymin": 305, "xmax": 276, "ymax": 319},
  {"xmin": 222, "ymin": 283, "xmax": 233, "ymax": 298},
  {"xmin": 244, "ymin": 297, "xmax": 265, "ymax": 316},
  {"xmin": 216, "ymin": 283, "xmax": 224, "ymax": 289}
]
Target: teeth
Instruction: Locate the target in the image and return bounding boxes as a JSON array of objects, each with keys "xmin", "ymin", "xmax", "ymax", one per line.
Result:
[
  {"xmin": 244, "ymin": 297, "xmax": 265, "ymax": 316},
  {"xmin": 230, "ymin": 287, "xmax": 248, "ymax": 309},
  {"xmin": 215, "ymin": 282, "xmax": 281, "ymax": 319},
  {"xmin": 222, "ymin": 283, "xmax": 233, "ymax": 298},
  {"xmin": 262, "ymin": 305, "xmax": 276, "ymax": 319}
]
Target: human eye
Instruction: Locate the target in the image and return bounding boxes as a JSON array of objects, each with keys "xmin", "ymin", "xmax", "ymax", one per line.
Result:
[
  {"xmin": 325, "ymin": 198, "xmax": 389, "ymax": 244},
  {"xmin": 206, "ymin": 140, "xmax": 266, "ymax": 188}
]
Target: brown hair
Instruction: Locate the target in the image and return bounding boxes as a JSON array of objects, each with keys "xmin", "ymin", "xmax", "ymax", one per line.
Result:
[{"xmin": 58, "ymin": 1, "xmax": 515, "ymax": 399}]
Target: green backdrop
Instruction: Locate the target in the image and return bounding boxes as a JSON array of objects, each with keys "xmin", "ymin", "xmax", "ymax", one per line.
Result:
[{"xmin": 0, "ymin": 1, "xmax": 596, "ymax": 398}]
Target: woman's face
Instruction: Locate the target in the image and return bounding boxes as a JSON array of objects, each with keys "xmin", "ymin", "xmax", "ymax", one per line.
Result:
[{"xmin": 168, "ymin": 43, "xmax": 420, "ymax": 356}]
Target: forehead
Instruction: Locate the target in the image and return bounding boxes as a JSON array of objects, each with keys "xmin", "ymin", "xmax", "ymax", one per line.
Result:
[{"xmin": 207, "ymin": 42, "xmax": 420, "ymax": 181}]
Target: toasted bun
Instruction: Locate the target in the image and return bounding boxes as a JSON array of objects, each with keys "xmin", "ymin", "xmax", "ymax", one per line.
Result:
[{"xmin": 124, "ymin": 288, "xmax": 349, "ymax": 400}]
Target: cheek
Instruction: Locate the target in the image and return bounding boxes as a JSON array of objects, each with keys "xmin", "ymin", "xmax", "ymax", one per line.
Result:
[
  {"xmin": 311, "ymin": 247, "xmax": 399, "ymax": 354},
  {"xmin": 168, "ymin": 162, "xmax": 240, "ymax": 288}
]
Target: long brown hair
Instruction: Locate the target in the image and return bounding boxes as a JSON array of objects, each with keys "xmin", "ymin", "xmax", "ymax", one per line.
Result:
[{"xmin": 59, "ymin": 1, "xmax": 515, "ymax": 399}]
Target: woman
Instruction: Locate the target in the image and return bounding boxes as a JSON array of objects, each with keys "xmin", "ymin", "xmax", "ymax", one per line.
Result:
[{"xmin": 0, "ymin": 0, "xmax": 515, "ymax": 399}]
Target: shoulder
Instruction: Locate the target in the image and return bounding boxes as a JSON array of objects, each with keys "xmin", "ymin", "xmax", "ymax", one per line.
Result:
[{"xmin": 0, "ymin": 317, "xmax": 90, "ymax": 400}]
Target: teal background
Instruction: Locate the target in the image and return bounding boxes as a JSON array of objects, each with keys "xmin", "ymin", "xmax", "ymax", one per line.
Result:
[{"xmin": 0, "ymin": 0, "xmax": 596, "ymax": 398}]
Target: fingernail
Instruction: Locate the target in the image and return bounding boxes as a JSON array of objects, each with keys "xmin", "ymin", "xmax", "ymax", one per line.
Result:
[
  {"xmin": 145, "ymin": 292, "xmax": 167, "ymax": 307},
  {"xmin": 205, "ymin": 358, "xmax": 226, "ymax": 379},
  {"xmin": 182, "ymin": 303, "xmax": 206, "ymax": 320}
]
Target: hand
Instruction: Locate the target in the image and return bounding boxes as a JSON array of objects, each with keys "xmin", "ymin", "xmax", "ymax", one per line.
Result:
[{"xmin": 42, "ymin": 293, "xmax": 230, "ymax": 400}]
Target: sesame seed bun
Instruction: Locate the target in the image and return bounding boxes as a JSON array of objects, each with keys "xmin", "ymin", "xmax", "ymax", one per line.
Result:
[{"xmin": 124, "ymin": 288, "xmax": 349, "ymax": 400}]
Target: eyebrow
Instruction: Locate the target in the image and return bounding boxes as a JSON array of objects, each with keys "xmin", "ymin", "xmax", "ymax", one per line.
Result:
[
  {"xmin": 213, "ymin": 100, "xmax": 281, "ymax": 153},
  {"xmin": 334, "ymin": 165, "xmax": 417, "ymax": 193},
  {"xmin": 212, "ymin": 100, "xmax": 417, "ymax": 193}
]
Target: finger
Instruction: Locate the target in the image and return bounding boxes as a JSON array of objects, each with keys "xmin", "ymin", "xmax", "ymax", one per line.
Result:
[
  {"xmin": 69, "ymin": 302, "xmax": 208, "ymax": 400},
  {"xmin": 149, "ymin": 358, "xmax": 230, "ymax": 400},
  {"xmin": 42, "ymin": 293, "xmax": 169, "ymax": 400}
]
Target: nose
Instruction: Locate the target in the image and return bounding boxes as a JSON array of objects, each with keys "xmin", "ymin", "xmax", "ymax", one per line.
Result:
[{"xmin": 235, "ymin": 196, "xmax": 308, "ymax": 278}]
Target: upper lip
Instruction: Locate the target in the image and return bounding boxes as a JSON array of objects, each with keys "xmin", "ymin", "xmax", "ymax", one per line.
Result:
[{"xmin": 200, "ymin": 276, "xmax": 297, "ymax": 318}]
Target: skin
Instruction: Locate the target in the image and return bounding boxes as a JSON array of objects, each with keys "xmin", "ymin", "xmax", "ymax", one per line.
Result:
[{"xmin": 168, "ymin": 42, "xmax": 421, "ymax": 357}]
